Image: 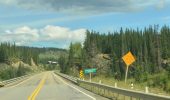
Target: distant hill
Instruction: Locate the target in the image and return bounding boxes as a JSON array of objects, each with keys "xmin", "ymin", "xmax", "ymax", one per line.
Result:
[{"xmin": 0, "ymin": 43, "xmax": 67, "ymax": 80}]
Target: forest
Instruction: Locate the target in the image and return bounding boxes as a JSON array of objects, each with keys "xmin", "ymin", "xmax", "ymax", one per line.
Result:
[
  {"xmin": 0, "ymin": 43, "xmax": 65, "ymax": 65},
  {"xmin": 59, "ymin": 25, "xmax": 170, "ymax": 92},
  {"xmin": 0, "ymin": 43, "xmax": 39, "ymax": 65},
  {"xmin": 0, "ymin": 43, "xmax": 65, "ymax": 80}
]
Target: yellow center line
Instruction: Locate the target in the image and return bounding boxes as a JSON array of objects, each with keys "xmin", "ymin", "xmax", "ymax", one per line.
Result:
[{"xmin": 28, "ymin": 74, "xmax": 46, "ymax": 100}]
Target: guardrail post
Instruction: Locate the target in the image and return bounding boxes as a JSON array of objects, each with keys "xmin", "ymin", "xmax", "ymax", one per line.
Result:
[
  {"xmin": 89, "ymin": 73, "xmax": 92, "ymax": 82},
  {"xmin": 131, "ymin": 82, "xmax": 134, "ymax": 89},
  {"xmin": 115, "ymin": 82, "xmax": 117, "ymax": 88},
  {"xmin": 145, "ymin": 86, "xmax": 149, "ymax": 93},
  {"xmin": 99, "ymin": 80, "xmax": 101, "ymax": 84}
]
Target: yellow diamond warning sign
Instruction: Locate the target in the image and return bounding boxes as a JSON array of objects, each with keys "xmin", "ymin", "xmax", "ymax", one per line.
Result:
[
  {"xmin": 79, "ymin": 70, "xmax": 84, "ymax": 78},
  {"xmin": 122, "ymin": 51, "xmax": 135, "ymax": 66}
]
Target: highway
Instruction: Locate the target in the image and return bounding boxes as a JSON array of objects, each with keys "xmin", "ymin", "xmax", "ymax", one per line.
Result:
[{"xmin": 0, "ymin": 71, "xmax": 109, "ymax": 100}]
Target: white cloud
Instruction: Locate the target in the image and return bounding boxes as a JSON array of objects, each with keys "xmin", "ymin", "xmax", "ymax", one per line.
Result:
[
  {"xmin": 156, "ymin": 0, "xmax": 165, "ymax": 9},
  {"xmin": 162, "ymin": 16, "xmax": 170, "ymax": 21},
  {"xmin": 0, "ymin": 25, "xmax": 86, "ymax": 47},
  {"xmin": 40, "ymin": 25, "xmax": 86, "ymax": 42},
  {"xmin": 0, "ymin": 26, "xmax": 39, "ymax": 45}
]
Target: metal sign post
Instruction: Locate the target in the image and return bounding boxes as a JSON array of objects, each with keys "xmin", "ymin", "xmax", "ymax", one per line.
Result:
[
  {"xmin": 125, "ymin": 65, "xmax": 129, "ymax": 83},
  {"xmin": 90, "ymin": 72, "xmax": 92, "ymax": 82}
]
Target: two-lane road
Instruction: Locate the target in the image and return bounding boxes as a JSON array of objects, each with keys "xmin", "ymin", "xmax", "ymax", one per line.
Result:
[{"xmin": 0, "ymin": 71, "xmax": 109, "ymax": 100}]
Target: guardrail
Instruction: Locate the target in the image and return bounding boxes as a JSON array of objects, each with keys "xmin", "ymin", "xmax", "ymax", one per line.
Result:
[
  {"xmin": 0, "ymin": 73, "xmax": 35, "ymax": 87},
  {"xmin": 54, "ymin": 72, "xmax": 78, "ymax": 84},
  {"xmin": 55, "ymin": 71, "xmax": 170, "ymax": 100}
]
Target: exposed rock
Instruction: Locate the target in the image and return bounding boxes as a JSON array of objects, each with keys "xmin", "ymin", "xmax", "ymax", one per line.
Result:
[{"xmin": 91, "ymin": 54, "xmax": 111, "ymax": 75}]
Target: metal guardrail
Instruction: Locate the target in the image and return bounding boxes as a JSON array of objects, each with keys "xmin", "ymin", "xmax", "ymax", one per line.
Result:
[
  {"xmin": 54, "ymin": 72, "xmax": 78, "ymax": 84},
  {"xmin": 0, "ymin": 73, "xmax": 35, "ymax": 87},
  {"xmin": 78, "ymin": 80, "xmax": 170, "ymax": 100},
  {"xmin": 55, "ymin": 72, "xmax": 170, "ymax": 100}
]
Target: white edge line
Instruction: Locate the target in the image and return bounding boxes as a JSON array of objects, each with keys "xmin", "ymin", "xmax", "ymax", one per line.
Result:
[{"xmin": 53, "ymin": 73, "xmax": 96, "ymax": 100}]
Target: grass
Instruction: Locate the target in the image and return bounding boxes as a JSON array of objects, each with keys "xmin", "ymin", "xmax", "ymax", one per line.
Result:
[{"xmin": 83, "ymin": 74, "xmax": 170, "ymax": 96}]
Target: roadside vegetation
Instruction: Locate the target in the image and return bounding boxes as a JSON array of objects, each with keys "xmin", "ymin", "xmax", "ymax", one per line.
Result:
[
  {"xmin": 58, "ymin": 25, "xmax": 170, "ymax": 94},
  {"xmin": 0, "ymin": 43, "xmax": 65, "ymax": 81}
]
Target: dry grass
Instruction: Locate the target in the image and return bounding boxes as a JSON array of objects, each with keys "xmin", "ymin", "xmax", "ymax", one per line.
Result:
[{"xmin": 83, "ymin": 75, "xmax": 170, "ymax": 96}]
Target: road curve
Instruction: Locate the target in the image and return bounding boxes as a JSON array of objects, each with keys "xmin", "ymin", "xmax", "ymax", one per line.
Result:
[{"xmin": 0, "ymin": 71, "xmax": 109, "ymax": 100}]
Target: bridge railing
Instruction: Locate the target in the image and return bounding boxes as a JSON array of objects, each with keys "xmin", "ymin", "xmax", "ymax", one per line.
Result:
[
  {"xmin": 55, "ymin": 71, "xmax": 170, "ymax": 100},
  {"xmin": 0, "ymin": 73, "xmax": 35, "ymax": 87},
  {"xmin": 54, "ymin": 72, "xmax": 78, "ymax": 84}
]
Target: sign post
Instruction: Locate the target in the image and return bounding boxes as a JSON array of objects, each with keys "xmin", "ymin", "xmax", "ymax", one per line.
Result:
[
  {"xmin": 84, "ymin": 68, "xmax": 96, "ymax": 82},
  {"xmin": 90, "ymin": 72, "xmax": 92, "ymax": 82},
  {"xmin": 125, "ymin": 65, "xmax": 129, "ymax": 83},
  {"xmin": 122, "ymin": 51, "xmax": 135, "ymax": 84}
]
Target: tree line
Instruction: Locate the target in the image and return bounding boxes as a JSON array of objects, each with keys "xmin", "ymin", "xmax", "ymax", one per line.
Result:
[
  {"xmin": 0, "ymin": 43, "xmax": 66, "ymax": 65},
  {"xmin": 0, "ymin": 43, "xmax": 40, "ymax": 65},
  {"xmin": 83, "ymin": 25, "xmax": 170, "ymax": 77},
  {"xmin": 0, "ymin": 43, "xmax": 65, "ymax": 80}
]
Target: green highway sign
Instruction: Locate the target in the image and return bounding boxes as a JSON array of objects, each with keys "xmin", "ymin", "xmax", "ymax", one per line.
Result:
[{"xmin": 84, "ymin": 68, "xmax": 96, "ymax": 74}]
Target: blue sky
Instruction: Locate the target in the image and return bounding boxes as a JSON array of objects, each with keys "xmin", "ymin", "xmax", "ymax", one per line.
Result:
[{"xmin": 0, "ymin": 0, "xmax": 170, "ymax": 48}]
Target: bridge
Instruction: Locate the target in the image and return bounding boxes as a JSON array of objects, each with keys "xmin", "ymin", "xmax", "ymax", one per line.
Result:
[
  {"xmin": 0, "ymin": 71, "xmax": 108, "ymax": 100},
  {"xmin": 1, "ymin": 71, "xmax": 170, "ymax": 100}
]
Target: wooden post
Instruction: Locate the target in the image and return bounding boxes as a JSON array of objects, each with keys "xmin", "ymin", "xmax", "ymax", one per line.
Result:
[
  {"xmin": 145, "ymin": 86, "xmax": 149, "ymax": 93},
  {"xmin": 125, "ymin": 65, "xmax": 129, "ymax": 84},
  {"xmin": 115, "ymin": 82, "xmax": 117, "ymax": 88},
  {"xmin": 90, "ymin": 72, "xmax": 92, "ymax": 82}
]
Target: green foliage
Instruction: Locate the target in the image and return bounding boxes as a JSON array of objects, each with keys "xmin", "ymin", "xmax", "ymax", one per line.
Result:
[
  {"xmin": 0, "ymin": 64, "xmax": 33, "ymax": 81},
  {"xmin": 39, "ymin": 50, "xmax": 67, "ymax": 64},
  {"xmin": 68, "ymin": 42, "xmax": 83, "ymax": 67},
  {"xmin": 66, "ymin": 25, "xmax": 170, "ymax": 93},
  {"xmin": 17, "ymin": 63, "xmax": 31, "ymax": 76},
  {"xmin": 0, "ymin": 42, "xmax": 66, "ymax": 67},
  {"xmin": 0, "ymin": 43, "xmax": 39, "ymax": 65},
  {"xmin": 0, "ymin": 67, "xmax": 17, "ymax": 80},
  {"xmin": 134, "ymin": 65, "xmax": 149, "ymax": 82},
  {"xmin": 133, "ymin": 65, "xmax": 149, "ymax": 82},
  {"xmin": 165, "ymin": 80, "xmax": 170, "ymax": 92},
  {"xmin": 58, "ymin": 55, "xmax": 68, "ymax": 73},
  {"xmin": 166, "ymin": 64, "xmax": 170, "ymax": 79},
  {"xmin": 147, "ymin": 72, "xmax": 170, "ymax": 92},
  {"xmin": 0, "ymin": 43, "xmax": 67, "ymax": 80},
  {"xmin": 81, "ymin": 25, "xmax": 170, "ymax": 78}
]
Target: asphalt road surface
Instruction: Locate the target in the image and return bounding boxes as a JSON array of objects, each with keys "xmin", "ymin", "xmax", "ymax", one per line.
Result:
[{"xmin": 0, "ymin": 71, "xmax": 109, "ymax": 100}]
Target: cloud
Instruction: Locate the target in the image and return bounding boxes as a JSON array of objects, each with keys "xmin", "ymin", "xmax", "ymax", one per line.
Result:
[
  {"xmin": 1, "ymin": 0, "xmax": 169, "ymax": 14},
  {"xmin": 40, "ymin": 25, "xmax": 86, "ymax": 42},
  {"xmin": 0, "ymin": 26, "xmax": 39, "ymax": 45},
  {"xmin": 162, "ymin": 16, "xmax": 170, "ymax": 21},
  {"xmin": 156, "ymin": 0, "xmax": 166, "ymax": 9},
  {"xmin": 0, "ymin": 25, "xmax": 86, "ymax": 47}
]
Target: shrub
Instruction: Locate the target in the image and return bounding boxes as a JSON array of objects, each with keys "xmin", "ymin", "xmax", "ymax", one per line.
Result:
[
  {"xmin": 164, "ymin": 80, "xmax": 170, "ymax": 92},
  {"xmin": 0, "ymin": 67, "xmax": 17, "ymax": 80}
]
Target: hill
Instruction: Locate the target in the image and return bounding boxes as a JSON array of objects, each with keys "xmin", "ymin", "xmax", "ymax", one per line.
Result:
[{"xmin": 0, "ymin": 43, "xmax": 67, "ymax": 80}]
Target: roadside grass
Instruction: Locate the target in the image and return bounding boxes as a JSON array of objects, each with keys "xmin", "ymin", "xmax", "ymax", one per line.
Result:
[
  {"xmin": 56, "ymin": 70, "xmax": 170, "ymax": 99},
  {"xmin": 83, "ymin": 75, "xmax": 170, "ymax": 96}
]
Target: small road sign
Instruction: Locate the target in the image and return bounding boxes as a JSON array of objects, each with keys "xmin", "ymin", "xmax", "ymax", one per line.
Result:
[
  {"xmin": 84, "ymin": 68, "xmax": 96, "ymax": 74},
  {"xmin": 79, "ymin": 70, "xmax": 84, "ymax": 78}
]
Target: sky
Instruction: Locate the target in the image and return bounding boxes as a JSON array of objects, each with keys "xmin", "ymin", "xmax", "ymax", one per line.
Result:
[{"xmin": 0, "ymin": 0, "xmax": 170, "ymax": 48}]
